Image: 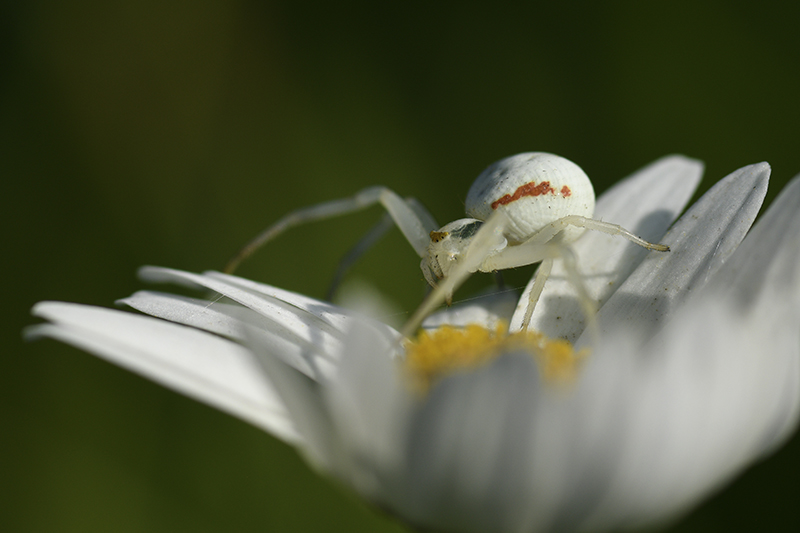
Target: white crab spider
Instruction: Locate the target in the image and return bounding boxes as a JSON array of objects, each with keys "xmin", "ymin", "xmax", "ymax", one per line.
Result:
[{"xmin": 225, "ymin": 152, "xmax": 669, "ymax": 337}]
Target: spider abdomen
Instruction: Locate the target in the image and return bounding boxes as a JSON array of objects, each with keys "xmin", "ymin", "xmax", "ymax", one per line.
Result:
[{"xmin": 465, "ymin": 152, "xmax": 595, "ymax": 244}]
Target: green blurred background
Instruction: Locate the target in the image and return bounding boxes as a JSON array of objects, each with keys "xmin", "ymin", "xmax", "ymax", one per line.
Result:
[{"xmin": 5, "ymin": 1, "xmax": 800, "ymax": 531}]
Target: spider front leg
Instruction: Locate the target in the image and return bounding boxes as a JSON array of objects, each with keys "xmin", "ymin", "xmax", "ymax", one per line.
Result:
[
  {"xmin": 224, "ymin": 186, "xmax": 438, "ymax": 273},
  {"xmin": 530, "ymin": 215, "xmax": 670, "ymax": 252},
  {"xmin": 401, "ymin": 211, "xmax": 511, "ymax": 337}
]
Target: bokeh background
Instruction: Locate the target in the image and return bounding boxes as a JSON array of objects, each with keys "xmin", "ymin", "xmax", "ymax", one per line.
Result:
[{"xmin": 5, "ymin": 1, "xmax": 800, "ymax": 531}]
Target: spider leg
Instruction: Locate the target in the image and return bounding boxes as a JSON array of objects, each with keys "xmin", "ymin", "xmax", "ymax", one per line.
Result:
[
  {"xmin": 325, "ymin": 212, "xmax": 395, "ymax": 300},
  {"xmin": 224, "ymin": 187, "xmax": 438, "ymax": 273},
  {"xmin": 530, "ymin": 215, "xmax": 670, "ymax": 251},
  {"xmin": 476, "ymin": 239, "xmax": 564, "ymax": 332},
  {"xmin": 494, "ymin": 271, "xmax": 505, "ymax": 290},
  {"xmin": 325, "ymin": 196, "xmax": 438, "ymax": 298},
  {"xmin": 326, "ymin": 197, "xmax": 439, "ymax": 299},
  {"xmin": 495, "ymin": 240, "xmax": 599, "ymax": 340},
  {"xmin": 519, "ymin": 257, "xmax": 552, "ymax": 330},
  {"xmin": 554, "ymin": 245, "xmax": 599, "ymax": 345}
]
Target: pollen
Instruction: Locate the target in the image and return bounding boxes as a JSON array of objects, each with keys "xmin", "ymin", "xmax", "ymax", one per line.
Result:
[{"xmin": 403, "ymin": 323, "xmax": 587, "ymax": 393}]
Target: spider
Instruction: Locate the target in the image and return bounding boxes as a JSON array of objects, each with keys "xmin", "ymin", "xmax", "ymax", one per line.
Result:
[{"xmin": 224, "ymin": 152, "xmax": 669, "ymax": 337}]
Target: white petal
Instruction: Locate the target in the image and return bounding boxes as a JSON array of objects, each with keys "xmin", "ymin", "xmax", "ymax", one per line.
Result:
[
  {"xmin": 512, "ymin": 156, "xmax": 703, "ymax": 339},
  {"xmin": 27, "ymin": 301, "xmax": 298, "ymax": 444},
  {"xmin": 136, "ymin": 267, "xmax": 348, "ymax": 371},
  {"xmin": 394, "ymin": 354, "xmax": 545, "ymax": 533},
  {"xmin": 120, "ymin": 290, "xmax": 266, "ymax": 341},
  {"xmin": 141, "ymin": 266, "xmax": 345, "ymax": 335},
  {"xmin": 120, "ymin": 290, "xmax": 320, "ymax": 377},
  {"xmin": 577, "ymin": 292, "xmax": 795, "ymax": 530},
  {"xmin": 712, "ymin": 173, "xmax": 800, "ymax": 307},
  {"xmin": 387, "ymin": 354, "xmax": 627, "ymax": 533},
  {"xmin": 205, "ymin": 269, "xmax": 399, "ymax": 340},
  {"xmin": 589, "ymin": 162, "xmax": 770, "ymax": 344},
  {"xmin": 140, "ymin": 266, "xmax": 400, "ymax": 342},
  {"xmin": 706, "ymin": 173, "xmax": 800, "ymax": 452},
  {"xmin": 319, "ymin": 321, "xmax": 411, "ymax": 498},
  {"xmin": 577, "ymin": 175, "xmax": 800, "ymax": 530},
  {"xmin": 240, "ymin": 322, "xmax": 341, "ymax": 473}
]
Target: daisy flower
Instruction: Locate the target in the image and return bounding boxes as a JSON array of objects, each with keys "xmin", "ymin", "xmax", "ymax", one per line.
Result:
[{"xmin": 26, "ymin": 156, "xmax": 800, "ymax": 532}]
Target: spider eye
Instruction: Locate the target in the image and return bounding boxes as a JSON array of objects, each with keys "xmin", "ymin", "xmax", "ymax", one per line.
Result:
[{"xmin": 430, "ymin": 230, "xmax": 449, "ymax": 243}]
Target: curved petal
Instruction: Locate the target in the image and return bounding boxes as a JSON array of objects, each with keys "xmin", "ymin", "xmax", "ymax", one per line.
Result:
[
  {"xmin": 26, "ymin": 301, "xmax": 298, "ymax": 444},
  {"xmin": 588, "ymin": 162, "xmax": 770, "ymax": 344},
  {"xmin": 712, "ymin": 174, "xmax": 800, "ymax": 309},
  {"xmin": 707, "ymin": 173, "xmax": 800, "ymax": 452},
  {"xmin": 319, "ymin": 321, "xmax": 411, "ymax": 498},
  {"xmin": 394, "ymin": 353, "xmax": 544, "ymax": 533},
  {"xmin": 204, "ymin": 269, "xmax": 399, "ymax": 340},
  {"xmin": 139, "ymin": 267, "xmax": 347, "ymax": 347},
  {"xmin": 242, "ymin": 323, "xmax": 340, "ymax": 472},
  {"xmin": 576, "ymin": 290, "xmax": 798, "ymax": 531},
  {"xmin": 575, "ymin": 174, "xmax": 800, "ymax": 531},
  {"xmin": 119, "ymin": 290, "xmax": 321, "ymax": 377}
]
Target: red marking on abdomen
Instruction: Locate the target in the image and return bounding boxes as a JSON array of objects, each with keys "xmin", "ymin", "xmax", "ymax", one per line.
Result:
[
  {"xmin": 491, "ymin": 181, "xmax": 556, "ymax": 210},
  {"xmin": 561, "ymin": 185, "xmax": 571, "ymax": 197}
]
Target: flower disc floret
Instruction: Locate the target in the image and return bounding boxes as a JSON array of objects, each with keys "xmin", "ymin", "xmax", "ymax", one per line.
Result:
[{"xmin": 403, "ymin": 323, "xmax": 586, "ymax": 392}]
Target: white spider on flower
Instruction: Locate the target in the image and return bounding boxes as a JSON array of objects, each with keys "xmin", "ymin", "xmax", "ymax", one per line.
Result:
[{"xmin": 225, "ymin": 152, "xmax": 670, "ymax": 337}]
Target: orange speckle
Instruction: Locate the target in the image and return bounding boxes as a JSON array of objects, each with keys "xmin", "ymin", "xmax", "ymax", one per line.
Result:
[
  {"xmin": 560, "ymin": 185, "xmax": 571, "ymax": 197},
  {"xmin": 491, "ymin": 181, "xmax": 556, "ymax": 210}
]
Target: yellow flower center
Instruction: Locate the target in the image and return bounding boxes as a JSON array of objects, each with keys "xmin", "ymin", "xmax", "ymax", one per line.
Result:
[{"xmin": 403, "ymin": 323, "xmax": 588, "ymax": 393}]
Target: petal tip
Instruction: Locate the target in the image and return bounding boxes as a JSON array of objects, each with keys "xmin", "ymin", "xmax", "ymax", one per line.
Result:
[
  {"xmin": 745, "ymin": 161, "xmax": 771, "ymax": 178},
  {"xmin": 658, "ymin": 154, "xmax": 705, "ymax": 173},
  {"xmin": 30, "ymin": 300, "xmax": 59, "ymax": 318},
  {"xmin": 22, "ymin": 324, "xmax": 46, "ymax": 342}
]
